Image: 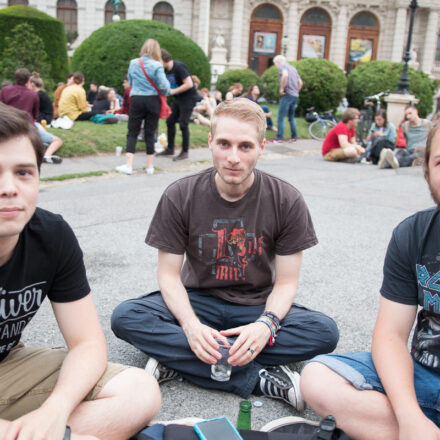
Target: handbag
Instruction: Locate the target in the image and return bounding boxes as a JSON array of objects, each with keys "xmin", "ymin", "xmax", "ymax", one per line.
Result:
[{"xmin": 138, "ymin": 58, "xmax": 172, "ymax": 119}]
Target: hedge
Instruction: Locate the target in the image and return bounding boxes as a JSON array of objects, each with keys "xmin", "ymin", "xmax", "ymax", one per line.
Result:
[
  {"xmin": 347, "ymin": 60, "xmax": 436, "ymax": 118},
  {"xmin": 259, "ymin": 58, "xmax": 347, "ymax": 115},
  {"xmin": 0, "ymin": 6, "xmax": 68, "ymax": 84},
  {"xmin": 215, "ymin": 69, "xmax": 260, "ymax": 98},
  {"xmin": 71, "ymin": 20, "xmax": 211, "ymax": 93}
]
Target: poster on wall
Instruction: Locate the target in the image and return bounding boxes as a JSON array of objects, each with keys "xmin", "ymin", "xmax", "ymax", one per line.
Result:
[
  {"xmin": 301, "ymin": 35, "xmax": 325, "ymax": 59},
  {"xmin": 349, "ymin": 38, "xmax": 373, "ymax": 63},
  {"xmin": 253, "ymin": 32, "xmax": 277, "ymax": 55}
]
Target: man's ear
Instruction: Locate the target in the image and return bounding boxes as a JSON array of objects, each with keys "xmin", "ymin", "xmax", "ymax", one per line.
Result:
[
  {"xmin": 208, "ymin": 132, "xmax": 212, "ymax": 150},
  {"xmin": 260, "ymin": 138, "xmax": 266, "ymax": 154}
]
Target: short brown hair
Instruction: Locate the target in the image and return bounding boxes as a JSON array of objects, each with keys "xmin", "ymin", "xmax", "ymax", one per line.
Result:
[
  {"xmin": 15, "ymin": 68, "xmax": 31, "ymax": 86},
  {"xmin": 342, "ymin": 107, "xmax": 360, "ymax": 123},
  {"xmin": 0, "ymin": 103, "xmax": 45, "ymax": 171},
  {"xmin": 72, "ymin": 72, "xmax": 85, "ymax": 84},
  {"xmin": 140, "ymin": 38, "xmax": 162, "ymax": 62},
  {"xmin": 423, "ymin": 123, "xmax": 440, "ymax": 180},
  {"xmin": 210, "ymin": 98, "xmax": 266, "ymax": 145},
  {"xmin": 30, "ymin": 72, "xmax": 44, "ymax": 89},
  {"xmin": 160, "ymin": 48, "xmax": 172, "ymax": 63}
]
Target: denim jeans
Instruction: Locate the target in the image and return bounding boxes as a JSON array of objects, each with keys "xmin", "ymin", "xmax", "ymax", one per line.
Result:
[
  {"xmin": 261, "ymin": 105, "xmax": 274, "ymax": 129},
  {"xmin": 112, "ymin": 289, "xmax": 339, "ymax": 398},
  {"xmin": 276, "ymin": 94, "xmax": 298, "ymax": 140},
  {"xmin": 310, "ymin": 352, "xmax": 440, "ymax": 426}
]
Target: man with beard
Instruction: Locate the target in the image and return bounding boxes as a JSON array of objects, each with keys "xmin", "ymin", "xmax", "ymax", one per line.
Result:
[{"xmin": 301, "ymin": 123, "xmax": 440, "ymax": 439}]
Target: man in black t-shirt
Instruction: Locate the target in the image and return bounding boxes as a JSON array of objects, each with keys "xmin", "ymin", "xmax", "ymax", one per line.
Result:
[
  {"xmin": 0, "ymin": 103, "xmax": 160, "ymax": 439},
  {"xmin": 112, "ymin": 99, "xmax": 338, "ymax": 410},
  {"xmin": 301, "ymin": 123, "xmax": 440, "ymax": 439},
  {"xmin": 156, "ymin": 49, "xmax": 199, "ymax": 161}
]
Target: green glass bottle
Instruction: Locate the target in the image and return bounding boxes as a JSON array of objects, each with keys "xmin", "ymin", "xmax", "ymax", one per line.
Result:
[{"xmin": 236, "ymin": 400, "xmax": 252, "ymax": 430}]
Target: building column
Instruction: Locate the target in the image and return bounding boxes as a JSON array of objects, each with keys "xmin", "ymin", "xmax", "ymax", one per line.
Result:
[
  {"xmin": 331, "ymin": 6, "xmax": 348, "ymax": 70},
  {"xmin": 197, "ymin": 0, "xmax": 210, "ymax": 54},
  {"xmin": 421, "ymin": 9, "xmax": 439, "ymax": 74},
  {"xmin": 228, "ymin": 0, "xmax": 246, "ymax": 69},
  {"xmin": 286, "ymin": 2, "xmax": 298, "ymax": 60},
  {"xmin": 391, "ymin": 8, "xmax": 407, "ymax": 62}
]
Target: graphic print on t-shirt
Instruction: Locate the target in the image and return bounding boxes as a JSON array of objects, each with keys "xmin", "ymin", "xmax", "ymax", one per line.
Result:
[
  {"xmin": 413, "ymin": 260, "xmax": 440, "ymax": 370},
  {"xmin": 0, "ymin": 281, "xmax": 46, "ymax": 356},
  {"xmin": 198, "ymin": 218, "xmax": 263, "ymax": 281}
]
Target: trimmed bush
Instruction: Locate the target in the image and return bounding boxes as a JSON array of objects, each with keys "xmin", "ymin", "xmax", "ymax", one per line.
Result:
[
  {"xmin": 259, "ymin": 59, "xmax": 347, "ymax": 115},
  {"xmin": 215, "ymin": 68, "xmax": 259, "ymax": 98},
  {"xmin": 71, "ymin": 20, "xmax": 211, "ymax": 93},
  {"xmin": 0, "ymin": 6, "xmax": 68, "ymax": 84},
  {"xmin": 347, "ymin": 60, "xmax": 436, "ymax": 118},
  {"xmin": 0, "ymin": 23, "xmax": 53, "ymax": 90}
]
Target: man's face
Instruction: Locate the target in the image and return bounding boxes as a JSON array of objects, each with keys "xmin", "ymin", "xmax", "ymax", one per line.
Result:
[
  {"xmin": 122, "ymin": 79, "xmax": 130, "ymax": 90},
  {"xmin": 0, "ymin": 136, "xmax": 39, "ymax": 245},
  {"xmin": 90, "ymin": 83, "xmax": 97, "ymax": 92},
  {"xmin": 405, "ymin": 108, "xmax": 418, "ymax": 123},
  {"xmin": 427, "ymin": 129, "xmax": 440, "ymax": 207},
  {"xmin": 209, "ymin": 116, "xmax": 265, "ymax": 194}
]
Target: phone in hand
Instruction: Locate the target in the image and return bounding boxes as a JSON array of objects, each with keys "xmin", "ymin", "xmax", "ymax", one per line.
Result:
[{"xmin": 194, "ymin": 417, "xmax": 243, "ymax": 440}]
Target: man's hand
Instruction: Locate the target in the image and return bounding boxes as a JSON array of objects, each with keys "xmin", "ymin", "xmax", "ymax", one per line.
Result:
[
  {"xmin": 398, "ymin": 413, "xmax": 440, "ymax": 440},
  {"xmin": 220, "ymin": 322, "xmax": 271, "ymax": 366},
  {"xmin": 355, "ymin": 144, "xmax": 365, "ymax": 155},
  {"xmin": 4, "ymin": 401, "xmax": 69, "ymax": 440},
  {"xmin": 183, "ymin": 321, "xmax": 226, "ymax": 365},
  {"xmin": 170, "ymin": 88, "xmax": 177, "ymax": 96},
  {"xmin": 279, "ymin": 88, "xmax": 285, "ymax": 96}
]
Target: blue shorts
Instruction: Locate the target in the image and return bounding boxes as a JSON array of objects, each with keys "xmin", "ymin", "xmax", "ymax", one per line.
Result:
[
  {"xmin": 35, "ymin": 122, "xmax": 53, "ymax": 146},
  {"xmin": 310, "ymin": 352, "xmax": 440, "ymax": 426}
]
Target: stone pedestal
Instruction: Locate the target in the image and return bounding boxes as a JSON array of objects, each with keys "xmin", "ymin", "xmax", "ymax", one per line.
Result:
[
  {"xmin": 210, "ymin": 47, "xmax": 228, "ymax": 89},
  {"xmin": 385, "ymin": 93, "xmax": 419, "ymax": 128}
]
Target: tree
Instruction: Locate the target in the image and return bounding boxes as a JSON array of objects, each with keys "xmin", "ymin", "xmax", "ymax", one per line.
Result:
[{"xmin": 0, "ymin": 22, "xmax": 52, "ymax": 89}]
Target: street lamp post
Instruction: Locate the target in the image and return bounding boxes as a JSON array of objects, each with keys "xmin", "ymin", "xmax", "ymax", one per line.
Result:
[
  {"xmin": 396, "ymin": 0, "xmax": 418, "ymax": 94},
  {"xmin": 111, "ymin": 0, "xmax": 121, "ymax": 22}
]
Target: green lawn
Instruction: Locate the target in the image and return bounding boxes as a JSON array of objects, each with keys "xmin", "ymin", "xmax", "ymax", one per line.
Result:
[{"xmin": 49, "ymin": 105, "xmax": 310, "ymax": 158}]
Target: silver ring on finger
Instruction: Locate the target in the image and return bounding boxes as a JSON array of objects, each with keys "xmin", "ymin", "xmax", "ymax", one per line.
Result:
[{"xmin": 248, "ymin": 347, "xmax": 255, "ymax": 356}]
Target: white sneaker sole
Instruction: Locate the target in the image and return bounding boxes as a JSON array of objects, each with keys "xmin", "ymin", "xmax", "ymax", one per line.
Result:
[
  {"xmin": 280, "ymin": 365, "xmax": 306, "ymax": 412},
  {"xmin": 260, "ymin": 416, "xmax": 318, "ymax": 432},
  {"xmin": 145, "ymin": 357, "xmax": 160, "ymax": 381}
]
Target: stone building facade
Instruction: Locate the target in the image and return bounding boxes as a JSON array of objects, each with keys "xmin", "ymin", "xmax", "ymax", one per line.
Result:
[{"xmin": 2, "ymin": 0, "xmax": 440, "ymax": 80}]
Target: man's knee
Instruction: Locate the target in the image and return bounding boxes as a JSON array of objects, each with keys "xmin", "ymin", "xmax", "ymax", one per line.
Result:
[
  {"xmin": 315, "ymin": 314, "xmax": 339, "ymax": 353},
  {"xmin": 111, "ymin": 300, "xmax": 135, "ymax": 337}
]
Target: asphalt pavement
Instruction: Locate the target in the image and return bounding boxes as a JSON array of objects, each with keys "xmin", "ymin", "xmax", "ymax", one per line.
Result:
[{"xmin": 27, "ymin": 139, "xmax": 433, "ymax": 429}]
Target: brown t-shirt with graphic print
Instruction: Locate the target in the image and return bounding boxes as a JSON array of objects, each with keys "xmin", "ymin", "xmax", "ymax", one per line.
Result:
[{"xmin": 146, "ymin": 167, "xmax": 317, "ymax": 305}]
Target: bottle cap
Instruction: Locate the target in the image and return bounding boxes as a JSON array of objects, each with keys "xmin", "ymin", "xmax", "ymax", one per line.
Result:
[{"xmin": 240, "ymin": 400, "xmax": 252, "ymax": 411}]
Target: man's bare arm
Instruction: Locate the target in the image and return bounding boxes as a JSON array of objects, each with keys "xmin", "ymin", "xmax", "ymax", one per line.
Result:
[
  {"xmin": 372, "ymin": 297, "xmax": 440, "ymax": 439},
  {"xmin": 223, "ymin": 252, "xmax": 303, "ymax": 366},
  {"xmin": 279, "ymin": 70, "xmax": 288, "ymax": 95},
  {"xmin": 157, "ymin": 250, "xmax": 223, "ymax": 364},
  {"xmin": 170, "ymin": 76, "xmax": 193, "ymax": 96}
]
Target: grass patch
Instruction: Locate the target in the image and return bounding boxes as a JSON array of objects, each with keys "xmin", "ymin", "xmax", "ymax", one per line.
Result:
[
  {"xmin": 47, "ymin": 106, "xmax": 310, "ymax": 158},
  {"xmin": 40, "ymin": 170, "xmax": 108, "ymax": 181}
]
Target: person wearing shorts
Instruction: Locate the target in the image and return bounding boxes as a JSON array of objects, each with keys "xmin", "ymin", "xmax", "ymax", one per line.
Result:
[
  {"xmin": 301, "ymin": 123, "xmax": 440, "ymax": 439},
  {"xmin": 321, "ymin": 108, "xmax": 364, "ymax": 162},
  {"xmin": 0, "ymin": 103, "xmax": 161, "ymax": 439}
]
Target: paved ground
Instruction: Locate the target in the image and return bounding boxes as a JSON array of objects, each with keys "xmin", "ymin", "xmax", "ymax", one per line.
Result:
[{"xmin": 26, "ymin": 139, "xmax": 433, "ymax": 430}]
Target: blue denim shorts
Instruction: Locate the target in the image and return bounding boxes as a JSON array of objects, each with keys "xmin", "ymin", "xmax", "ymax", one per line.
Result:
[
  {"xmin": 310, "ymin": 352, "xmax": 440, "ymax": 426},
  {"xmin": 35, "ymin": 122, "xmax": 53, "ymax": 146}
]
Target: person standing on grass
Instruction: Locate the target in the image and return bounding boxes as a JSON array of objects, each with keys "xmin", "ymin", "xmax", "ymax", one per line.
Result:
[
  {"xmin": 115, "ymin": 39, "xmax": 170, "ymax": 175},
  {"xmin": 156, "ymin": 49, "xmax": 199, "ymax": 161},
  {"xmin": 271, "ymin": 55, "xmax": 302, "ymax": 143}
]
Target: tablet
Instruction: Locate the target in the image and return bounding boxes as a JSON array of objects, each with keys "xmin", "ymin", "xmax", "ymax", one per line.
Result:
[{"xmin": 194, "ymin": 417, "xmax": 243, "ymax": 440}]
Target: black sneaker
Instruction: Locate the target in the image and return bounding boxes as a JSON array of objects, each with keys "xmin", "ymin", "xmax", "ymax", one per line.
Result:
[
  {"xmin": 258, "ymin": 365, "xmax": 305, "ymax": 411},
  {"xmin": 43, "ymin": 155, "xmax": 63, "ymax": 164},
  {"xmin": 156, "ymin": 148, "xmax": 174, "ymax": 156},
  {"xmin": 173, "ymin": 151, "xmax": 188, "ymax": 161},
  {"xmin": 260, "ymin": 416, "xmax": 318, "ymax": 433},
  {"xmin": 145, "ymin": 357, "xmax": 180, "ymax": 383}
]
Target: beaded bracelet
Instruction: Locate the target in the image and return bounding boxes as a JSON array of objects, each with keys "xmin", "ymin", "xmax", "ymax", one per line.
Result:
[
  {"xmin": 256, "ymin": 316, "xmax": 277, "ymax": 346},
  {"xmin": 262, "ymin": 311, "xmax": 281, "ymax": 330}
]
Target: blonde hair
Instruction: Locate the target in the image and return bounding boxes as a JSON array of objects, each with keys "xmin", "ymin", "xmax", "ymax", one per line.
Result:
[
  {"xmin": 139, "ymin": 38, "xmax": 162, "ymax": 62},
  {"xmin": 210, "ymin": 98, "xmax": 266, "ymax": 145}
]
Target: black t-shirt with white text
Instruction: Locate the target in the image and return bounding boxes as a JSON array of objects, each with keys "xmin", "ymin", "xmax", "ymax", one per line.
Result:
[
  {"xmin": 165, "ymin": 60, "xmax": 198, "ymax": 106},
  {"xmin": 381, "ymin": 207, "xmax": 440, "ymax": 372},
  {"xmin": 0, "ymin": 208, "xmax": 90, "ymax": 362}
]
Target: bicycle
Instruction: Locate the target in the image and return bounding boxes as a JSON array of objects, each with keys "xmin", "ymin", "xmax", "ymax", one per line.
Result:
[
  {"xmin": 306, "ymin": 108, "xmax": 339, "ymax": 141},
  {"xmin": 357, "ymin": 90, "xmax": 389, "ymax": 146}
]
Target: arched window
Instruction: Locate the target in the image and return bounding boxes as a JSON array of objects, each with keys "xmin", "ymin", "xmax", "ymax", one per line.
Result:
[
  {"xmin": 346, "ymin": 11, "xmax": 379, "ymax": 72},
  {"xmin": 252, "ymin": 4, "xmax": 281, "ymax": 20},
  {"xmin": 153, "ymin": 2, "xmax": 174, "ymax": 27},
  {"xmin": 436, "ymin": 31, "xmax": 440, "ymax": 63},
  {"xmin": 57, "ymin": 0, "xmax": 78, "ymax": 36},
  {"xmin": 8, "ymin": 0, "xmax": 29, "ymax": 5},
  {"xmin": 298, "ymin": 8, "xmax": 331, "ymax": 60},
  {"xmin": 105, "ymin": 0, "xmax": 126, "ymax": 25}
]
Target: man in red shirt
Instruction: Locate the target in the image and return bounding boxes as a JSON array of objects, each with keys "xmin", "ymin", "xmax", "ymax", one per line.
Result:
[{"xmin": 322, "ymin": 108, "xmax": 364, "ymax": 162}]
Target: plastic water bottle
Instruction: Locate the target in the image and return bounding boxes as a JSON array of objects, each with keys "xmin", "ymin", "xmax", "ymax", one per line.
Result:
[
  {"xmin": 41, "ymin": 120, "xmax": 47, "ymax": 130},
  {"xmin": 236, "ymin": 400, "xmax": 252, "ymax": 430}
]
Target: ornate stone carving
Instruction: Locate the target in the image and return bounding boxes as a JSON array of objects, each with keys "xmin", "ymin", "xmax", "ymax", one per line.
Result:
[{"xmin": 212, "ymin": 29, "xmax": 226, "ymax": 48}]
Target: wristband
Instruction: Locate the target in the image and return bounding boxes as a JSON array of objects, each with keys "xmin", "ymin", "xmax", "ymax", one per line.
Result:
[
  {"xmin": 256, "ymin": 317, "xmax": 277, "ymax": 346},
  {"xmin": 64, "ymin": 426, "xmax": 71, "ymax": 440}
]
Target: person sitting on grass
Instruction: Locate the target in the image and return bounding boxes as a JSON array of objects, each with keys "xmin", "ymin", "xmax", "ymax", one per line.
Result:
[
  {"xmin": 225, "ymin": 82, "xmax": 243, "ymax": 100},
  {"xmin": 322, "ymin": 108, "xmax": 365, "ymax": 162},
  {"xmin": 110, "ymin": 78, "xmax": 131, "ymax": 122},
  {"xmin": 301, "ymin": 123, "xmax": 440, "ymax": 440},
  {"xmin": 29, "ymin": 72, "xmax": 54, "ymax": 126},
  {"xmin": 242, "ymin": 84, "xmax": 277, "ymax": 132},
  {"xmin": 0, "ymin": 103, "xmax": 161, "ymax": 440},
  {"xmin": 365, "ymin": 109, "xmax": 396, "ymax": 165}
]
